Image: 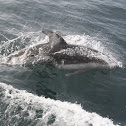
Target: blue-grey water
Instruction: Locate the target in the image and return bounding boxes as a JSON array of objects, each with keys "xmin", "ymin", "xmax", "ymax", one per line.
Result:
[{"xmin": 0, "ymin": 0, "xmax": 126, "ymax": 126}]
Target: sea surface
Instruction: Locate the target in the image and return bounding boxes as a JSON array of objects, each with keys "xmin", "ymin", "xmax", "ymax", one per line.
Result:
[{"xmin": 0, "ymin": 0, "xmax": 126, "ymax": 126}]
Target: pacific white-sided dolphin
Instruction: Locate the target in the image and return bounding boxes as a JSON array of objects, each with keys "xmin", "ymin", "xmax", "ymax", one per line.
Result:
[{"xmin": 7, "ymin": 30, "xmax": 109, "ymax": 76}]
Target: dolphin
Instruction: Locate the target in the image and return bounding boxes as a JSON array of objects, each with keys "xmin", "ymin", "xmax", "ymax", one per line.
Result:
[
  {"xmin": 6, "ymin": 30, "xmax": 67, "ymax": 65},
  {"xmin": 6, "ymin": 30, "xmax": 109, "ymax": 76}
]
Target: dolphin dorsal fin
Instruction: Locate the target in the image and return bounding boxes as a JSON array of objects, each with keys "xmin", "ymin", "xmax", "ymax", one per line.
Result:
[{"xmin": 42, "ymin": 30, "xmax": 67, "ymax": 48}]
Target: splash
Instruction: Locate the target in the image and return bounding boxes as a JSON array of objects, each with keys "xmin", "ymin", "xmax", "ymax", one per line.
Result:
[
  {"xmin": 64, "ymin": 34, "xmax": 123, "ymax": 68},
  {"xmin": 0, "ymin": 30, "xmax": 42, "ymax": 56},
  {"xmin": 0, "ymin": 31, "xmax": 123, "ymax": 68},
  {"xmin": 0, "ymin": 82, "xmax": 120, "ymax": 126}
]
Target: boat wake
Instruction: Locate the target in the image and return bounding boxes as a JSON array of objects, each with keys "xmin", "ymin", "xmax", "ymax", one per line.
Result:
[{"xmin": 0, "ymin": 82, "xmax": 120, "ymax": 126}]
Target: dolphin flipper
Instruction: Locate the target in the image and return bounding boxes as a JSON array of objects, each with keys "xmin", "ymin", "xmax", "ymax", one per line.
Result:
[{"xmin": 65, "ymin": 69, "xmax": 89, "ymax": 76}]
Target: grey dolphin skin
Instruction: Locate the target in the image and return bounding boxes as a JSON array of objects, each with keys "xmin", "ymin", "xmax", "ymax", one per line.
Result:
[
  {"xmin": 42, "ymin": 30, "xmax": 109, "ymax": 73},
  {"xmin": 7, "ymin": 30, "xmax": 109, "ymax": 76}
]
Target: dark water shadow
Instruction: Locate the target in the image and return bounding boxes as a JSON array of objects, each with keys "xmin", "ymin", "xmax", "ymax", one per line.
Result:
[
  {"xmin": 0, "ymin": 63, "xmax": 125, "ymax": 124},
  {"xmin": 0, "ymin": 64, "xmax": 58, "ymax": 100}
]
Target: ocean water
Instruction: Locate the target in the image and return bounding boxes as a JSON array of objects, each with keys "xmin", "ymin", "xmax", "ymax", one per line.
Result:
[{"xmin": 0, "ymin": 0, "xmax": 126, "ymax": 126}]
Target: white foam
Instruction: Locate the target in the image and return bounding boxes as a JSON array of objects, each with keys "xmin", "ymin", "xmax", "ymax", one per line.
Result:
[
  {"xmin": 0, "ymin": 31, "xmax": 123, "ymax": 68},
  {"xmin": 0, "ymin": 82, "xmax": 120, "ymax": 126}
]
